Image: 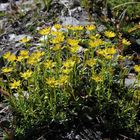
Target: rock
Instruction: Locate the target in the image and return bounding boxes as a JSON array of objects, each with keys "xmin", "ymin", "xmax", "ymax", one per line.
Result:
[
  {"xmin": 0, "ymin": 106, "xmax": 9, "ymax": 115},
  {"xmin": 20, "ymin": 0, "xmax": 35, "ymax": 12},
  {"xmin": 0, "ymin": 105, "xmax": 12, "ymax": 131},
  {"xmin": 0, "ymin": 103, "xmax": 6, "ymax": 110},
  {"xmin": 60, "ymin": 0, "xmax": 80, "ymax": 10},
  {"xmin": 136, "ymin": 39, "xmax": 140, "ymax": 45},
  {"xmin": 64, "ymin": 128, "xmax": 102, "ymax": 140},
  {"xmin": 59, "ymin": 16, "xmax": 80, "ymax": 26},
  {"xmin": 125, "ymin": 73, "xmax": 139, "ymax": 88},
  {"xmin": 0, "ymin": 3, "xmax": 9, "ymax": 11},
  {"xmin": 8, "ymin": 34, "xmax": 32, "ymax": 42},
  {"xmin": 0, "ymin": 19, "xmax": 6, "ymax": 33},
  {"xmin": 59, "ymin": 0, "xmax": 92, "ymax": 25},
  {"xmin": 69, "ymin": 6, "xmax": 82, "ymax": 17},
  {"xmin": 97, "ymin": 24, "xmax": 106, "ymax": 32}
]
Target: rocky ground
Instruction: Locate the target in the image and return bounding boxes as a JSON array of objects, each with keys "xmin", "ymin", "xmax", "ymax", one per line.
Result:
[{"xmin": 0, "ymin": 0, "xmax": 140, "ymax": 139}]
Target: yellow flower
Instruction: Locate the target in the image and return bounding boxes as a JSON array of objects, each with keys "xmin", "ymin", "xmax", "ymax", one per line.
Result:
[
  {"xmin": 43, "ymin": 60, "xmax": 56, "ymax": 69},
  {"xmin": 61, "ymin": 68, "xmax": 72, "ymax": 75},
  {"xmin": 134, "ymin": 65, "xmax": 140, "ymax": 73},
  {"xmin": 54, "ymin": 24, "xmax": 62, "ymax": 30},
  {"xmin": 68, "ymin": 25, "xmax": 84, "ymax": 31},
  {"xmin": 59, "ymin": 75, "xmax": 69, "ymax": 85},
  {"xmin": 35, "ymin": 51, "xmax": 45, "ymax": 58},
  {"xmin": 20, "ymin": 50, "xmax": 29, "ymax": 56},
  {"xmin": 3, "ymin": 52, "xmax": 16, "ymax": 62},
  {"xmin": 51, "ymin": 35, "xmax": 64, "ymax": 44},
  {"xmin": 104, "ymin": 31, "xmax": 116, "ymax": 38},
  {"xmin": 10, "ymin": 80, "xmax": 21, "ymax": 89},
  {"xmin": 89, "ymin": 35, "xmax": 96, "ymax": 40},
  {"xmin": 51, "ymin": 31, "xmax": 63, "ymax": 36},
  {"xmin": 64, "ymin": 25, "xmax": 72, "ymax": 30},
  {"xmin": 67, "ymin": 39, "xmax": 79, "ymax": 46},
  {"xmin": 19, "ymin": 37, "xmax": 30, "ymax": 43},
  {"xmin": 89, "ymin": 34, "xmax": 101, "ymax": 40},
  {"xmin": 85, "ymin": 25, "xmax": 96, "ymax": 31},
  {"xmin": 2, "ymin": 67, "xmax": 13, "ymax": 73},
  {"xmin": 70, "ymin": 56, "xmax": 80, "ymax": 63},
  {"xmin": 91, "ymin": 75, "xmax": 103, "ymax": 82},
  {"xmin": 46, "ymin": 77, "xmax": 58, "ymax": 87},
  {"xmin": 3, "ymin": 52, "xmax": 11, "ymax": 59},
  {"xmin": 97, "ymin": 47, "xmax": 116, "ymax": 58},
  {"xmin": 74, "ymin": 25, "xmax": 84, "ymax": 30},
  {"xmin": 122, "ymin": 38, "xmax": 131, "ymax": 46},
  {"xmin": 17, "ymin": 50, "xmax": 29, "ymax": 61},
  {"xmin": 63, "ymin": 60, "xmax": 75, "ymax": 68},
  {"xmin": 117, "ymin": 55, "xmax": 125, "ymax": 61},
  {"xmin": 85, "ymin": 59, "xmax": 96, "ymax": 67},
  {"xmin": 51, "ymin": 44, "xmax": 62, "ymax": 51},
  {"xmin": 97, "ymin": 49, "xmax": 104, "ymax": 56},
  {"xmin": 89, "ymin": 39, "xmax": 104, "ymax": 48},
  {"xmin": 20, "ymin": 70, "xmax": 33, "ymax": 80},
  {"xmin": 16, "ymin": 56, "xmax": 24, "ymax": 62},
  {"xmin": 19, "ymin": 50, "xmax": 29, "ymax": 59},
  {"xmin": 69, "ymin": 45, "xmax": 80, "ymax": 53},
  {"xmin": 31, "ymin": 51, "xmax": 45, "ymax": 60},
  {"xmin": 104, "ymin": 47, "xmax": 116, "ymax": 55},
  {"xmin": 39, "ymin": 27, "xmax": 51, "ymax": 35},
  {"xmin": 27, "ymin": 51, "xmax": 44, "ymax": 65},
  {"xmin": 104, "ymin": 55, "xmax": 113, "ymax": 60},
  {"xmin": 27, "ymin": 57, "xmax": 37, "ymax": 65},
  {"xmin": 7, "ymin": 54, "xmax": 16, "ymax": 62}
]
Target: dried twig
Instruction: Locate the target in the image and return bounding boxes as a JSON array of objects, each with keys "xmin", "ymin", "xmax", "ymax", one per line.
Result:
[
  {"xmin": 119, "ymin": 134, "xmax": 135, "ymax": 140},
  {"xmin": 0, "ymin": 88, "xmax": 10, "ymax": 97},
  {"xmin": 113, "ymin": 2, "xmax": 140, "ymax": 10}
]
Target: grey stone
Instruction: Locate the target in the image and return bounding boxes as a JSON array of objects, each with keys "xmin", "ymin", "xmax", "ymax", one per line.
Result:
[
  {"xmin": 59, "ymin": 16, "xmax": 80, "ymax": 26},
  {"xmin": 8, "ymin": 34, "xmax": 32, "ymax": 42},
  {"xmin": 125, "ymin": 73, "xmax": 139, "ymax": 88},
  {"xmin": 136, "ymin": 39, "xmax": 140, "ymax": 45},
  {"xmin": 59, "ymin": 0, "xmax": 96, "ymax": 27},
  {"xmin": 0, "ymin": 106, "xmax": 9, "ymax": 114},
  {"xmin": 97, "ymin": 24, "xmax": 106, "ymax": 32},
  {"xmin": 0, "ymin": 3, "xmax": 9, "ymax": 11},
  {"xmin": 60, "ymin": 0, "xmax": 80, "ymax": 10},
  {"xmin": 0, "ymin": 105, "xmax": 13, "ymax": 127}
]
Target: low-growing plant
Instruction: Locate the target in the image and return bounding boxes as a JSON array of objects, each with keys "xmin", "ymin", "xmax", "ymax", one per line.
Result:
[
  {"xmin": 41, "ymin": 0, "xmax": 53, "ymax": 11},
  {"xmin": 109, "ymin": 0, "xmax": 140, "ymax": 20},
  {"xmin": 0, "ymin": 24, "xmax": 139, "ymax": 139}
]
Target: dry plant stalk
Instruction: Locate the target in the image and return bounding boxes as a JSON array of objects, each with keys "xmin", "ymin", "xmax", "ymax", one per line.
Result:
[{"xmin": 0, "ymin": 87, "xmax": 10, "ymax": 97}]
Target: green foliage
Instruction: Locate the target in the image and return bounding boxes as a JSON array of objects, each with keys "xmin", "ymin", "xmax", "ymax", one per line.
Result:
[
  {"xmin": 109, "ymin": 0, "xmax": 140, "ymax": 19},
  {"xmin": 0, "ymin": 25, "xmax": 139, "ymax": 139},
  {"xmin": 41, "ymin": 0, "xmax": 53, "ymax": 11},
  {"xmin": 0, "ymin": 12, "xmax": 5, "ymax": 17},
  {"xmin": 81, "ymin": 0, "xmax": 140, "ymax": 39},
  {"xmin": 80, "ymin": 0, "xmax": 90, "ymax": 8}
]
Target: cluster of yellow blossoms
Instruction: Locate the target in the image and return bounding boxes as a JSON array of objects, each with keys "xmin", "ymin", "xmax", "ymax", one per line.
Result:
[
  {"xmin": 10, "ymin": 80, "xmax": 21, "ymax": 89},
  {"xmin": 9, "ymin": 70, "xmax": 33, "ymax": 89},
  {"xmin": 2, "ymin": 67, "xmax": 13, "ymax": 73},
  {"xmin": 19, "ymin": 37, "xmax": 31, "ymax": 43},
  {"xmin": 46, "ymin": 75, "xmax": 69, "ymax": 88},
  {"xmin": 2, "ymin": 50, "xmax": 44, "ymax": 64},
  {"xmin": 1, "ymin": 23, "xmax": 135, "ymax": 91},
  {"xmin": 104, "ymin": 31, "xmax": 116, "ymax": 38},
  {"xmin": 134, "ymin": 65, "xmax": 140, "ymax": 73},
  {"xmin": 97, "ymin": 47, "xmax": 116, "ymax": 60}
]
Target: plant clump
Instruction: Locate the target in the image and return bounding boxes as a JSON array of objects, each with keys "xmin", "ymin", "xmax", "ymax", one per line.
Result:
[{"xmin": 0, "ymin": 24, "xmax": 139, "ymax": 139}]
